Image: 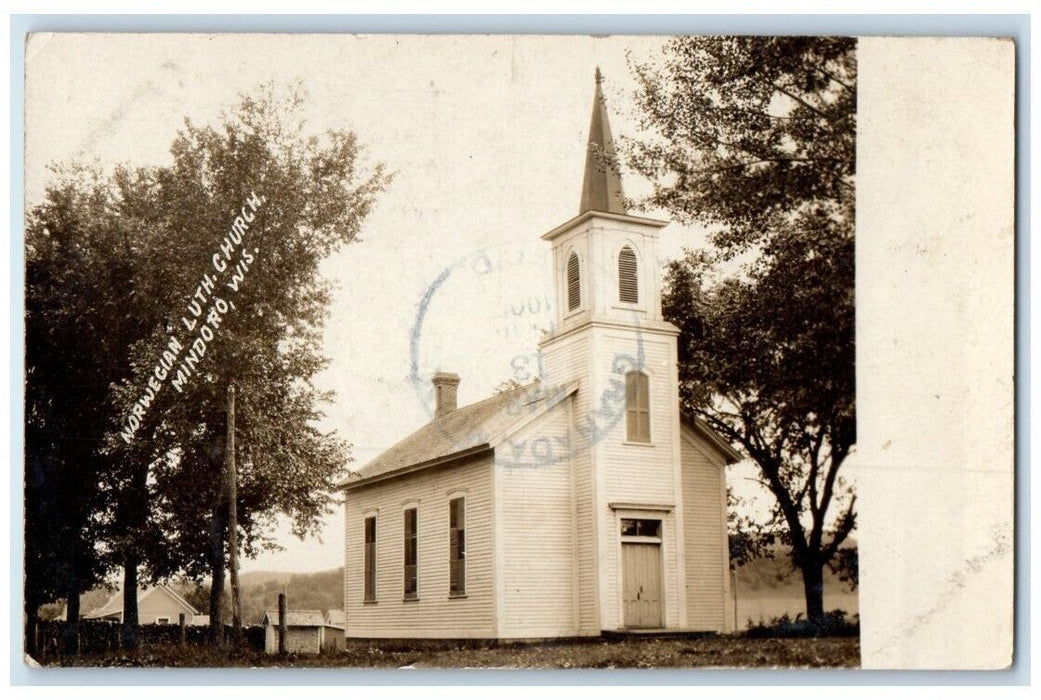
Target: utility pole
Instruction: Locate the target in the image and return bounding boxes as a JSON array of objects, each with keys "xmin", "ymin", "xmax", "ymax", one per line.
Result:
[
  {"xmin": 277, "ymin": 593, "xmax": 287, "ymax": 655},
  {"xmin": 227, "ymin": 383, "xmax": 242, "ymax": 645}
]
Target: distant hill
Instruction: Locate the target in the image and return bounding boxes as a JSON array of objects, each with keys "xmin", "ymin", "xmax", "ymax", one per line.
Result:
[
  {"xmin": 172, "ymin": 568, "xmax": 345, "ymax": 625},
  {"xmin": 66, "ymin": 546, "xmax": 856, "ymax": 631},
  {"xmin": 732, "ymin": 544, "xmax": 858, "ymax": 629},
  {"xmin": 67, "ymin": 568, "xmax": 344, "ymax": 626},
  {"xmin": 234, "ymin": 567, "xmax": 343, "ymax": 625}
]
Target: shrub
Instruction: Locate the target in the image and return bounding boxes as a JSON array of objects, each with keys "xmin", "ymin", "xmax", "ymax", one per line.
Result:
[{"xmin": 744, "ymin": 610, "xmax": 859, "ymax": 639}]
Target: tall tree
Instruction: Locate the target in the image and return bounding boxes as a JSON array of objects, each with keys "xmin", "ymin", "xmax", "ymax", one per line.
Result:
[
  {"xmin": 108, "ymin": 82, "xmax": 389, "ymax": 639},
  {"xmin": 24, "ymin": 165, "xmax": 165, "ymax": 653},
  {"xmin": 625, "ymin": 36, "xmax": 856, "ymax": 621},
  {"xmin": 25, "ymin": 82, "xmax": 389, "ymax": 651}
]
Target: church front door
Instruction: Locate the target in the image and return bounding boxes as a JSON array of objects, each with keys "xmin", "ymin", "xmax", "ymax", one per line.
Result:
[{"xmin": 622, "ymin": 542, "xmax": 662, "ymax": 628}]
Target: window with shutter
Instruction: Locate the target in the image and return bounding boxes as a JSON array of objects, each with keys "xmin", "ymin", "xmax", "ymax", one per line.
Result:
[
  {"xmin": 363, "ymin": 516, "xmax": 377, "ymax": 602},
  {"xmin": 449, "ymin": 497, "xmax": 466, "ymax": 596},
  {"xmin": 625, "ymin": 371, "xmax": 651, "ymax": 442},
  {"xmin": 566, "ymin": 251, "xmax": 581, "ymax": 311},
  {"xmin": 403, "ymin": 508, "xmax": 418, "ymax": 599},
  {"xmin": 618, "ymin": 245, "xmax": 639, "ymax": 303}
]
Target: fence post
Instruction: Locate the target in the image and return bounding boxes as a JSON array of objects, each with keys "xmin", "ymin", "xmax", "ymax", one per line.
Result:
[
  {"xmin": 179, "ymin": 613, "xmax": 187, "ymax": 646},
  {"xmin": 278, "ymin": 593, "xmax": 287, "ymax": 655}
]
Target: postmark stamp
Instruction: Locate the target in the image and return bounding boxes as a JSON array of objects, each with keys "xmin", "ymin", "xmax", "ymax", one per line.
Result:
[{"xmin": 408, "ymin": 240, "xmax": 648, "ymax": 469}]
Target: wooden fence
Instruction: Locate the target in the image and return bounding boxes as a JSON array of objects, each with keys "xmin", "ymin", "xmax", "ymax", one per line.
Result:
[{"xmin": 30, "ymin": 619, "xmax": 265, "ymax": 661}]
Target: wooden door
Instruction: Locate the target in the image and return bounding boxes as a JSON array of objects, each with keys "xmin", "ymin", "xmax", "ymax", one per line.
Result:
[{"xmin": 622, "ymin": 543, "xmax": 662, "ymax": 628}]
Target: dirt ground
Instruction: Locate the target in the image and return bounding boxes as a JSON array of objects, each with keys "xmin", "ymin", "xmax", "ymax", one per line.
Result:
[{"xmin": 43, "ymin": 635, "xmax": 859, "ymax": 669}]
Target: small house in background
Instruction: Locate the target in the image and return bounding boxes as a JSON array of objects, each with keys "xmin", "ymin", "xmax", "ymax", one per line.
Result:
[
  {"xmin": 262, "ymin": 610, "xmax": 345, "ymax": 654},
  {"xmin": 82, "ymin": 584, "xmax": 206, "ymax": 625}
]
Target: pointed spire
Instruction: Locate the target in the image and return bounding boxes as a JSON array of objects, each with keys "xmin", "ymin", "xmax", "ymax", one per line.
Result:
[{"xmin": 579, "ymin": 67, "xmax": 627, "ymax": 215}]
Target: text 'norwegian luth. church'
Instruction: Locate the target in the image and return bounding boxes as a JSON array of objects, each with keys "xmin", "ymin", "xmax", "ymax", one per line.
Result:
[{"xmin": 339, "ymin": 71, "xmax": 740, "ymax": 639}]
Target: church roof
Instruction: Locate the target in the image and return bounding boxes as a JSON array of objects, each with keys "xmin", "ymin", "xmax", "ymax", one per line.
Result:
[
  {"xmin": 344, "ymin": 381, "xmax": 577, "ymax": 488},
  {"xmin": 579, "ymin": 67, "xmax": 627, "ymax": 215},
  {"xmin": 681, "ymin": 413, "xmax": 745, "ymax": 465}
]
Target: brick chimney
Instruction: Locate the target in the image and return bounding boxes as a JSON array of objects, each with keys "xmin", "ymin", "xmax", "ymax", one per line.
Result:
[{"xmin": 432, "ymin": 372, "xmax": 461, "ymax": 418}]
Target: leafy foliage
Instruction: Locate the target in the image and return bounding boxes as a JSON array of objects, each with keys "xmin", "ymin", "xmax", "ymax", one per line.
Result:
[
  {"xmin": 114, "ymin": 82, "xmax": 389, "ymax": 628},
  {"xmin": 745, "ymin": 610, "xmax": 859, "ymax": 639},
  {"xmin": 25, "ymin": 164, "xmax": 170, "ymax": 648},
  {"xmin": 625, "ymin": 37, "xmax": 856, "ymax": 620},
  {"xmin": 24, "ymin": 82, "xmax": 390, "ymax": 640}
]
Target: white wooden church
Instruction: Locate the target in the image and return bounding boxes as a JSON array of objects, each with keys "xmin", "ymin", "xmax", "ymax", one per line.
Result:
[{"xmin": 341, "ymin": 72, "xmax": 740, "ymax": 639}]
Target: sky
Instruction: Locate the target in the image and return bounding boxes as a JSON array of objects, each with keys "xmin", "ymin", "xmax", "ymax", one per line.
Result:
[{"xmin": 26, "ymin": 33, "xmax": 744, "ymax": 573}]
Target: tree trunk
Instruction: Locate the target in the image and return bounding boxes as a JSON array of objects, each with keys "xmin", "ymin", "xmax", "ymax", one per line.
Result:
[
  {"xmin": 802, "ymin": 559, "xmax": 826, "ymax": 623},
  {"xmin": 62, "ymin": 588, "xmax": 80, "ymax": 655},
  {"xmin": 120, "ymin": 459, "xmax": 149, "ymax": 650},
  {"xmin": 122, "ymin": 555, "xmax": 140, "ymax": 649},
  {"xmin": 208, "ymin": 502, "xmax": 228, "ymax": 645}
]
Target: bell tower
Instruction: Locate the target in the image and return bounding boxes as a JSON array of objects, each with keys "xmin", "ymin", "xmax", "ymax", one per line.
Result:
[
  {"xmin": 538, "ymin": 70, "xmax": 688, "ymax": 633},
  {"xmin": 543, "ymin": 69, "xmax": 670, "ymax": 337}
]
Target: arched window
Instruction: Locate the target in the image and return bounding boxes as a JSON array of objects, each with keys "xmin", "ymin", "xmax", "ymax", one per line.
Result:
[
  {"xmin": 618, "ymin": 245, "xmax": 639, "ymax": 303},
  {"xmin": 625, "ymin": 371, "xmax": 650, "ymax": 442},
  {"xmin": 566, "ymin": 251, "xmax": 581, "ymax": 311}
]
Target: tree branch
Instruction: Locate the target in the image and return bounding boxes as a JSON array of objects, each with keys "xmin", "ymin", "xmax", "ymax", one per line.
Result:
[{"xmin": 822, "ymin": 495, "xmax": 857, "ymax": 560}]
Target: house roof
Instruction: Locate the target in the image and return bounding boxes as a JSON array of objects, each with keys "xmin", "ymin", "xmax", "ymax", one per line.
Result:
[
  {"xmin": 263, "ymin": 610, "xmax": 327, "ymax": 627},
  {"xmin": 344, "ymin": 381, "xmax": 576, "ymax": 488},
  {"xmin": 82, "ymin": 584, "xmax": 200, "ymax": 620}
]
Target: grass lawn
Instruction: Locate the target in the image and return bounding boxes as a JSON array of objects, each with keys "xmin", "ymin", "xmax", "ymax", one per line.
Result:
[{"xmin": 44, "ymin": 635, "xmax": 859, "ymax": 669}]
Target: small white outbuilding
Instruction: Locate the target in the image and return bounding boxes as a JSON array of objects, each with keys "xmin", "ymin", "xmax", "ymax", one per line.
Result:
[{"xmin": 262, "ymin": 610, "xmax": 345, "ymax": 654}]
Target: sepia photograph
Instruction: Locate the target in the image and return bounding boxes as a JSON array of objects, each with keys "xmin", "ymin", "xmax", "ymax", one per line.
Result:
[{"xmin": 18, "ymin": 28, "xmax": 1014, "ymax": 675}]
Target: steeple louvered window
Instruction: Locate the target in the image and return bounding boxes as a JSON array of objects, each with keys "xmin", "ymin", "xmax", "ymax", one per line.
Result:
[
  {"xmin": 566, "ymin": 251, "xmax": 581, "ymax": 311},
  {"xmin": 618, "ymin": 245, "xmax": 639, "ymax": 303}
]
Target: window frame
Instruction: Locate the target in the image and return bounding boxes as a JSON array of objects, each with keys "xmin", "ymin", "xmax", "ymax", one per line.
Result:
[
  {"xmin": 363, "ymin": 514, "xmax": 378, "ymax": 603},
  {"xmin": 448, "ymin": 497, "xmax": 467, "ymax": 597},
  {"xmin": 620, "ymin": 517, "xmax": 662, "ymax": 539},
  {"xmin": 625, "ymin": 371, "xmax": 652, "ymax": 443},
  {"xmin": 403, "ymin": 507, "xmax": 418, "ymax": 601}
]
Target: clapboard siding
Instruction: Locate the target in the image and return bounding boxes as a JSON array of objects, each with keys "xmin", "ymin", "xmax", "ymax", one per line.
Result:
[
  {"xmin": 681, "ymin": 427, "xmax": 728, "ymax": 631},
  {"xmin": 497, "ymin": 400, "xmax": 578, "ymax": 637},
  {"xmin": 591, "ymin": 330, "xmax": 682, "ymax": 630},
  {"xmin": 597, "ymin": 333, "xmax": 677, "ymax": 506},
  {"xmin": 344, "ymin": 454, "xmax": 495, "ymax": 638},
  {"xmin": 541, "ymin": 331, "xmax": 598, "ymax": 634}
]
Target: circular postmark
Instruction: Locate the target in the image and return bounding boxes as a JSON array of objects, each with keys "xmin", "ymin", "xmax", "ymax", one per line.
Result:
[{"xmin": 409, "ymin": 240, "xmax": 647, "ymax": 469}]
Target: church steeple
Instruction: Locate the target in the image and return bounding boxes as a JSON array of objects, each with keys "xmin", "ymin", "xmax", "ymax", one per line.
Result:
[
  {"xmin": 579, "ymin": 68, "xmax": 627, "ymax": 215},
  {"xmin": 541, "ymin": 68, "xmax": 670, "ymax": 332}
]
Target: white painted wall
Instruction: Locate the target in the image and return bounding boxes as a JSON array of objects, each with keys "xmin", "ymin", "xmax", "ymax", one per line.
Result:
[
  {"xmin": 495, "ymin": 399, "xmax": 582, "ymax": 638},
  {"xmin": 681, "ymin": 426, "xmax": 731, "ymax": 632},
  {"xmin": 539, "ymin": 330, "xmax": 599, "ymax": 634},
  {"xmin": 591, "ymin": 327, "xmax": 683, "ymax": 631},
  {"xmin": 264, "ymin": 625, "xmax": 321, "ymax": 654},
  {"xmin": 344, "ymin": 454, "xmax": 496, "ymax": 638}
]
